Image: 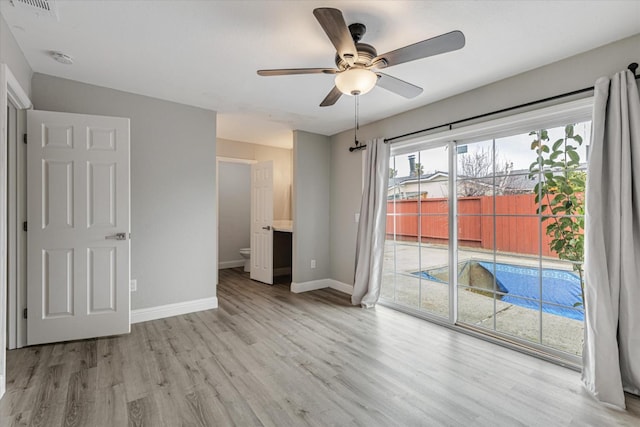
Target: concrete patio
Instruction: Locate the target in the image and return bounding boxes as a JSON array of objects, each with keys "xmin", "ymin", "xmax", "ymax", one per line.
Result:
[{"xmin": 380, "ymin": 240, "xmax": 584, "ymax": 356}]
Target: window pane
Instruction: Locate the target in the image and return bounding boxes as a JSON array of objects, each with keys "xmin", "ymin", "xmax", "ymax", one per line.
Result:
[
  {"xmin": 494, "ymin": 215, "xmax": 541, "ymax": 256},
  {"xmin": 391, "ymin": 213, "xmax": 419, "ymax": 241},
  {"xmin": 395, "ymin": 273, "xmax": 421, "ymax": 308},
  {"xmin": 542, "ymin": 308, "xmax": 584, "ymax": 356},
  {"xmin": 457, "ymin": 140, "xmax": 494, "ymax": 182},
  {"xmin": 417, "ymin": 221, "xmax": 449, "ymax": 318},
  {"xmin": 539, "ymin": 259, "xmax": 584, "ymax": 356},
  {"xmin": 457, "ymin": 217, "xmax": 497, "ymax": 326},
  {"xmin": 491, "ymin": 262, "xmax": 542, "ymax": 343},
  {"xmin": 381, "ymin": 146, "xmax": 450, "ymax": 319}
]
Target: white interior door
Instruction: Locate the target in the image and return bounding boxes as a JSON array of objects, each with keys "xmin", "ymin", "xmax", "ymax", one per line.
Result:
[
  {"xmin": 27, "ymin": 110, "xmax": 130, "ymax": 345},
  {"xmin": 250, "ymin": 161, "xmax": 273, "ymax": 284}
]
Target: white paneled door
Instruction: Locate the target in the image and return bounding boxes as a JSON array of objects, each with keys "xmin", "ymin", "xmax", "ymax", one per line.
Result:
[
  {"xmin": 250, "ymin": 161, "xmax": 273, "ymax": 284},
  {"xmin": 26, "ymin": 111, "xmax": 130, "ymax": 345}
]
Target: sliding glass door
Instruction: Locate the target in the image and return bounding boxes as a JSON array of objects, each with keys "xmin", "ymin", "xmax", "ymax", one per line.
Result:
[
  {"xmin": 380, "ymin": 117, "xmax": 590, "ymax": 361},
  {"xmin": 456, "ymin": 124, "xmax": 588, "ymax": 356}
]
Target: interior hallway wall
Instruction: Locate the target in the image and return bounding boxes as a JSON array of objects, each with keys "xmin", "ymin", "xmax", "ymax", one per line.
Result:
[{"xmin": 293, "ymin": 130, "xmax": 330, "ymax": 284}]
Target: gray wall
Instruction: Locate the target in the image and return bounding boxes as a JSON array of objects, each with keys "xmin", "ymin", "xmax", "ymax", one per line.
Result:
[
  {"xmin": 32, "ymin": 73, "xmax": 217, "ymax": 309},
  {"xmin": 0, "ymin": 13, "xmax": 32, "ymax": 96},
  {"xmin": 218, "ymin": 161, "xmax": 251, "ymax": 267},
  {"xmin": 330, "ymin": 33, "xmax": 640, "ymax": 285},
  {"xmin": 293, "ymin": 131, "xmax": 330, "ymax": 283},
  {"xmin": 217, "ymin": 138, "xmax": 292, "ymax": 220}
]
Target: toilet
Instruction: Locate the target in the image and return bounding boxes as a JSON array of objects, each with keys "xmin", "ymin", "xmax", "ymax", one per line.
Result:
[{"xmin": 239, "ymin": 248, "xmax": 251, "ymax": 272}]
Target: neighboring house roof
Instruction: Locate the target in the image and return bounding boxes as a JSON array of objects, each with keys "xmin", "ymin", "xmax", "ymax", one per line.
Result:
[
  {"xmin": 458, "ymin": 169, "xmax": 538, "ymax": 194},
  {"xmin": 388, "ymin": 171, "xmax": 450, "ymax": 199},
  {"xmin": 388, "ymin": 171, "xmax": 449, "ymax": 188},
  {"xmin": 389, "ymin": 169, "xmax": 541, "ymax": 197}
]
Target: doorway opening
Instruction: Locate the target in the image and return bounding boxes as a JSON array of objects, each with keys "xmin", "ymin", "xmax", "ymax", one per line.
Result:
[{"xmin": 217, "ymin": 158, "xmax": 253, "ymax": 271}]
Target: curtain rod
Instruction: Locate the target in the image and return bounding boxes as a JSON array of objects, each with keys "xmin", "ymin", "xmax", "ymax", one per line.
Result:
[{"xmin": 349, "ymin": 62, "xmax": 638, "ymax": 152}]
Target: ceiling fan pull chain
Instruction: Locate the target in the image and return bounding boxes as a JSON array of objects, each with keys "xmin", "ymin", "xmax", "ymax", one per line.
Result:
[{"xmin": 354, "ymin": 94, "xmax": 360, "ymax": 146}]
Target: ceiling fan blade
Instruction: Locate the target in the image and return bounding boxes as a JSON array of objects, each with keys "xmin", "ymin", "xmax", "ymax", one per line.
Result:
[
  {"xmin": 320, "ymin": 86, "xmax": 342, "ymax": 107},
  {"xmin": 376, "ymin": 73, "xmax": 423, "ymax": 98},
  {"xmin": 313, "ymin": 8, "xmax": 358, "ymax": 64},
  {"xmin": 374, "ymin": 30, "xmax": 465, "ymax": 68},
  {"xmin": 257, "ymin": 68, "xmax": 337, "ymax": 76}
]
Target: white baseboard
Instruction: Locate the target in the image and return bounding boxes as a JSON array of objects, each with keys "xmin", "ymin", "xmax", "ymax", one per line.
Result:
[
  {"xmin": 131, "ymin": 296, "xmax": 218, "ymax": 324},
  {"xmin": 219, "ymin": 259, "xmax": 245, "ymax": 269},
  {"xmin": 291, "ymin": 279, "xmax": 333, "ymax": 293},
  {"xmin": 328, "ymin": 280, "xmax": 354, "ymax": 295},
  {"xmin": 290, "ymin": 279, "xmax": 353, "ymax": 295}
]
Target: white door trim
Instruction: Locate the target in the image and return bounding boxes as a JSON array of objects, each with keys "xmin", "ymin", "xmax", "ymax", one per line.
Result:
[
  {"xmin": 1, "ymin": 63, "xmax": 32, "ymax": 400},
  {"xmin": 6, "ymin": 101, "xmax": 28, "ymax": 350}
]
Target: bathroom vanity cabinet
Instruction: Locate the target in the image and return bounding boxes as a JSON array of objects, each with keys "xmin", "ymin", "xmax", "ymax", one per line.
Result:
[{"xmin": 272, "ymin": 220, "xmax": 293, "ymax": 278}]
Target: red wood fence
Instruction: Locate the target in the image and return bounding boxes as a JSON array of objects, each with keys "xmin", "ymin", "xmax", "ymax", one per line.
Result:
[{"xmin": 386, "ymin": 194, "xmax": 571, "ymax": 257}]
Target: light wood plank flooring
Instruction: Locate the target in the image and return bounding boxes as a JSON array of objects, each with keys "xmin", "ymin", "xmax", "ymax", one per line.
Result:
[{"xmin": 2, "ymin": 267, "xmax": 639, "ymax": 426}]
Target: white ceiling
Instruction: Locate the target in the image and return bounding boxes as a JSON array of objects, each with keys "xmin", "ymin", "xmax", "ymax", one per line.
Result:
[{"xmin": 2, "ymin": 1, "xmax": 639, "ymax": 149}]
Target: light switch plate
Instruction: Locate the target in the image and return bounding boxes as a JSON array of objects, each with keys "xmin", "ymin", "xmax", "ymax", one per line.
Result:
[{"xmin": 130, "ymin": 279, "xmax": 137, "ymax": 292}]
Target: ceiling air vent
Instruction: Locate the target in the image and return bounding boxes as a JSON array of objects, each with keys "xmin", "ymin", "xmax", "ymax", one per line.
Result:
[{"xmin": 9, "ymin": 0, "xmax": 59, "ymax": 20}]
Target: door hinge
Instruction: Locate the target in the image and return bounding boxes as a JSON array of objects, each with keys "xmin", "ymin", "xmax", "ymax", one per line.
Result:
[
  {"xmin": 23, "ymin": 134, "xmax": 27, "ymax": 144},
  {"xmin": 23, "ymin": 308, "xmax": 27, "ymax": 319},
  {"xmin": 23, "ymin": 221, "xmax": 27, "ymax": 232}
]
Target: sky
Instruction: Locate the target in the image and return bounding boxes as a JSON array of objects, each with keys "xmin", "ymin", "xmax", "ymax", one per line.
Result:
[{"xmin": 390, "ymin": 121, "xmax": 591, "ymax": 178}]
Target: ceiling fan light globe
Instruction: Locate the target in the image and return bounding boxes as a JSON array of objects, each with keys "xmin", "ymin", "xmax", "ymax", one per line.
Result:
[{"xmin": 335, "ymin": 68, "xmax": 377, "ymax": 96}]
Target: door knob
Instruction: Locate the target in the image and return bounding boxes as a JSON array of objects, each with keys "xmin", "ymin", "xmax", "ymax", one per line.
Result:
[
  {"xmin": 262, "ymin": 226, "xmax": 271, "ymax": 231},
  {"xmin": 105, "ymin": 232, "xmax": 127, "ymax": 240}
]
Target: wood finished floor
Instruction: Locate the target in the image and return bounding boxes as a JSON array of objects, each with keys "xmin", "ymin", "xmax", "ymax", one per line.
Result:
[{"xmin": 2, "ymin": 268, "xmax": 640, "ymax": 426}]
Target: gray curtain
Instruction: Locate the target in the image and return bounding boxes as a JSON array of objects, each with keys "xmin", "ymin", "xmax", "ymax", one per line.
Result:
[
  {"xmin": 352, "ymin": 138, "xmax": 390, "ymax": 308},
  {"xmin": 582, "ymin": 69, "xmax": 640, "ymax": 409}
]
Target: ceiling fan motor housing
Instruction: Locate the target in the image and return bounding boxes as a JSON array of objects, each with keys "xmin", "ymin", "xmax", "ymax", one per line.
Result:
[{"xmin": 335, "ymin": 43, "xmax": 377, "ymax": 70}]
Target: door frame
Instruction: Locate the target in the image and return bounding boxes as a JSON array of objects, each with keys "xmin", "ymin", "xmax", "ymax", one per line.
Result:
[
  {"xmin": 7, "ymin": 98, "xmax": 27, "ymax": 350},
  {"xmin": 1, "ymin": 63, "xmax": 32, "ymax": 400}
]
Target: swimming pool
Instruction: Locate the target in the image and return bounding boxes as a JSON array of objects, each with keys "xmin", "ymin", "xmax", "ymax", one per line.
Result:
[{"xmin": 414, "ymin": 261, "xmax": 584, "ymax": 321}]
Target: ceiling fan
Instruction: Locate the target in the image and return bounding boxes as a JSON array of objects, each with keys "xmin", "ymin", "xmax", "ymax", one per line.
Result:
[{"xmin": 257, "ymin": 7, "xmax": 465, "ymax": 107}]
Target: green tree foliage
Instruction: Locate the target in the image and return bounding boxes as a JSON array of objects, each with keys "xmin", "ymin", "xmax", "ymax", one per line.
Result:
[
  {"xmin": 529, "ymin": 125, "xmax": 586, "ymax": 306},
  {"xmin": 389, "ymin": 168, "xmax": 398, "ymax": 179}
]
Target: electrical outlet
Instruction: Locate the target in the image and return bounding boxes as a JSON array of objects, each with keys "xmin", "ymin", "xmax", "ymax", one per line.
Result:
[
  {"xmin": 130, "ymin": 279, "xmax": 137, "ymax": 292},
  {"xmin": 310, "ymin": 259, "xmax": 316, "ymax": 269},
  {"xmin": 355, "ymin": 213, "xmax": 360, "ymax": 223}
]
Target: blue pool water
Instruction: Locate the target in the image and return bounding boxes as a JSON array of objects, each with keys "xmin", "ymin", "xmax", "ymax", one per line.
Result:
[
  {"xmin": 478, "ymin": 262, "xmax": 583, "ymax": 321},
  {"xmin": 414, "ymin": 262, "xmax": 584, "ymax": 321}
]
